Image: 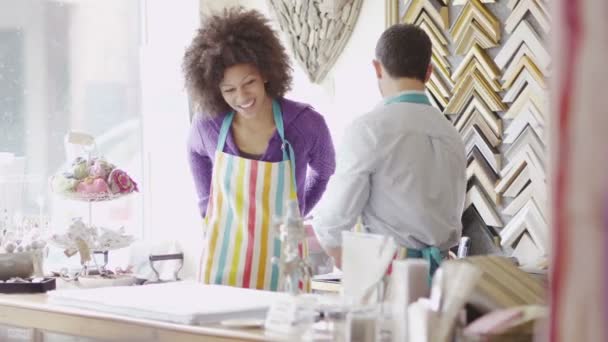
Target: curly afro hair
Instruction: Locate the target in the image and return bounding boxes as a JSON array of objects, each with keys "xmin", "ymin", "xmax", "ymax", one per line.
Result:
[{"xmin": 183, "ymin": 7, "xmax": 293, "ymax": 117}]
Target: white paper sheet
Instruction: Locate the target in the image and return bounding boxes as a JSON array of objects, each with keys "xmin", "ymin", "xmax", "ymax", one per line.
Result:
[
  {"xmin": 49, "ymin": 281, "xmax": 286, "ymax": 325},
  {"xmin": 342, "ymin": 231, "xmax": 397, "ymax": 304}
]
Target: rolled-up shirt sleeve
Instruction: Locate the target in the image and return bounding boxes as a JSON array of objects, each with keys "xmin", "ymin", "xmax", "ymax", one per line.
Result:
[{"xmin": 312, "ymin": 120, "xmax": 376, "ymax": 248}]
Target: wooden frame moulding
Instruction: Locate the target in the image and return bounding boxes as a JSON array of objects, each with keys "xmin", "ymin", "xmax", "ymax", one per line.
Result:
[
  {"xmin": 428, "ymin": 71, "xmax": 452, "ymax": 101},
  {"xmin": 454, "ymin": 96, "xmax": 502, "ymax": 137},
  {"xmin": 415, "ymin": 11, "xmax": 450, "ymax": 51},
  {"xmin": 503, "ymin": 182, "xmax": 547, "ymax": 217},
  {"xmin": 453, "ymin": 0, "xmax": 495, "ymax": 4},
  {"xmin": 467, "ymin": 148, "xmax": 501, "ymax": 205},
  {"xmin": 511, "ymin": 232, "xmax": 545, "ymax": 266},
  {"xmin": 385, "ymin": 0, "xmax": 399, "ymax": 27},
  {"xmin": 504, "ymin": 87, "xmax": 547, "ymax": 121},
  {"xmin": 445, "ymin": 70, "xmax": 506, "ymax": 113},
  {"xmin": 504, "ymin": 105, "xmax": 545, "ymax": 145},
  {"xmin": 500, "ymin": 200, "xmax": 548, "ymax": 254},
  {"xmin": 503, "ymin": 106, "xmax": 545, "ymax": 144},
  {"xmin": 427, "ymin": 81, "xmax": 450, "ymax": 108},
  {"xmin": 453, "ymin": 44, "xmax": 501, "ymax": 82},
  {"xmin": 430, "ymin": 53, "xmax": 453, "ymax": 85},
  {"xmin": 495, "ymin": 21, "xmax": 550, "ymax": 71},
  {"xmin": 465, "ymin": 184, "xmax": 504, "ymax": 227},
  {"xmin": 505, "ymin": 0, "xmax": 551, "ymax": 34},
  {"xmin": 496, "ymin": 145, "xmax": 545, "ymax": 195},
  {"xmin": 403, "ymin": 0, "xmax": 449, "ymax": 30},
  {"xmin": 500, "ymin": 43, "xmax": 549, "ymax": 76},
  {"xmin": 502, "ymin": 55, "xmax": 546, "ymax": 90},
  {"xmin": 503, "ymin": 74, "xmax": 546, "ymax": 105},
  {"xmin": 460, "ymin": 112, "xmax": 502, "ymax": 147},
  {"xmin": 426, "ymin": 89, "xmax": 444, "ymax": 111},
  {"xmin": 503, "ymin": 165, "xmax": 535, "ymax": 198},
  {"xmin": 508, "ymin": 0, "xmax": 550, "ymax": 16},
  {"xmin": 464, "ymin": 125, "xmax": 501, "ymax": 174},
  {"xmin": 504, "ymin": 125, "xmax": 546, "ymax": 164},
  {"xmin": 451, "ymin": 0, "xmax": 500, "ymax": 45},
  {"xmin": 453, "ymin": 55, "xmax": 502, "ymax": 92},
  {"xmin": 453, "ymin": 20, "xmax": 499, "ymax": 55}
]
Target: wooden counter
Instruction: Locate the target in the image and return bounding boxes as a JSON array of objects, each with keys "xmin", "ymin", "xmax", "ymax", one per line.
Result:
[{"xmin": 0, "ymin": 293, "xmax": 277, "ymax": 342}]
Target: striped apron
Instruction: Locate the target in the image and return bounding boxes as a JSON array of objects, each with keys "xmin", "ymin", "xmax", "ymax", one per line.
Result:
[{"xmin": 201, "ymin": 100, "xmax": 307, "ymax": 291}]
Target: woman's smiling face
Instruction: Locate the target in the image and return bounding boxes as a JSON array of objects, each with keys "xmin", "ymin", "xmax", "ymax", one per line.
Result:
[{"xmin": 220, "ymin": 63, "xmax": 270, "ymax": 118}]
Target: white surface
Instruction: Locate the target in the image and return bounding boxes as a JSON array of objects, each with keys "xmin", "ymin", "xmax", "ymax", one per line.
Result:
[
  {"xmin": 48, "ymin": 281, "xmax": 286, "ymax": 325},
  {"xmin": 220, "ymin": 318, "xmax": 265, "ymax": 328},
  {"xmin": 140, "ymin": 0, "xmax": 203, "ymax": 280}
]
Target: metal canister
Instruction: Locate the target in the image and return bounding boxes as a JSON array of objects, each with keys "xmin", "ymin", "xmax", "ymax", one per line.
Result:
[{"xmin": 0, "ymin": 252, "xmax": 34, "ymax": 280}]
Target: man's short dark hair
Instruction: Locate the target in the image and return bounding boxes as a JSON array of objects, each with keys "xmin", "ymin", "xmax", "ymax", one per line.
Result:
[{"xmin": 375, "ymin": 24, "xmax": 432, "ymax": 81}]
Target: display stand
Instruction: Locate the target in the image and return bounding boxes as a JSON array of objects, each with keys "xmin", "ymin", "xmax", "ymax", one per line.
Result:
[{"xmin": 49, "ymin": 136, "xmax": 137, "ymax": 282}]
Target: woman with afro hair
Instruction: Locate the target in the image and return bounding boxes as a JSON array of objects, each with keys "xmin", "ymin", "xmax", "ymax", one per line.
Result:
[{"xmin": 184, "ymin": 7, "xmax": 335, "ymax": 290}]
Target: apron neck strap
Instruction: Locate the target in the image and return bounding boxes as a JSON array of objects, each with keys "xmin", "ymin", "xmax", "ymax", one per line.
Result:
[
  {"xmin": 217, "ymin": 99, "xmax": 288, "ymax": 160},
  {"xmin": 384, "ymin": 92, "xmax": 431, "ymax": 106},
  {"xmin": 217, "ymin": 99, "xmax": 297, "ymax": 200}
]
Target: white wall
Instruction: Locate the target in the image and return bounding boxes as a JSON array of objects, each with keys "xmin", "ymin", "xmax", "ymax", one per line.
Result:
[
  {"xmin": 222, "ymin": 0, "xmax": 386, "ymax": 142},
  {"xmin": 140, "ymin": 0, "xmax": 202, "ymax": 279}
]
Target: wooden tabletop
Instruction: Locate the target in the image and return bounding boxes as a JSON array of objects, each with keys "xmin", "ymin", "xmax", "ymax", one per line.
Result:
[{"xmin": 0, "ymin": 293, "xmax": 281, "ymax": 342}]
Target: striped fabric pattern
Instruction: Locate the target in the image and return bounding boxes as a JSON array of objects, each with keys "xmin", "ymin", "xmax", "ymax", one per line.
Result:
[
  {"xmin": 550, "ymin": 0, "xmax": 608, "ymax": 341},
  {"xmin": 202, "ymin": 150, "xmax": 298, "ymax": 291}
]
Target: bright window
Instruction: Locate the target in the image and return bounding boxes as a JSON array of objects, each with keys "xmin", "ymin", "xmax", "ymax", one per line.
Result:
[{"xmin": 0, "ymin": 0, "xmax": 145, "ymax": 270}]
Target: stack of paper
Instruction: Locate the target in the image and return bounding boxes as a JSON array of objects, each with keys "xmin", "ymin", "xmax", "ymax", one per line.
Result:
[
  {"xmin": 49, "ymin": 281, "xmax": 286, "ymax": 325},
  {"xmin": 311, "ymin": 270, "xmax": 342, "ymax": 293}
]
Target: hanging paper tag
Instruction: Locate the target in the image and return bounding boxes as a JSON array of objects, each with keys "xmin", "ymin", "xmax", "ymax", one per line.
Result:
[{"xmin": 75, "ymin": 238, "xmax": 92, "ymax": 264}]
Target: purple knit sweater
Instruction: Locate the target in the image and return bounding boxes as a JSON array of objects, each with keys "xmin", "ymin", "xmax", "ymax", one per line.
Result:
[{"xmin": 187, "ymin": 98, "xmax": 336, "ymax": 217}]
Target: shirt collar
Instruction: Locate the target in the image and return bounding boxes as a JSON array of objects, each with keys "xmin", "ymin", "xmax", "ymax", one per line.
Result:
[
  {"xmin": 393, "ymin": 90, "xmax": 427, "ymax": 97},
  {"xmin": 376, "ymin": 90, "xmax": 428, "ymax": 109}
]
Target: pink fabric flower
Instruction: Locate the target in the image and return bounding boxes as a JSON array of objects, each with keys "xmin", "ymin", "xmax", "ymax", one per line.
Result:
[
  {"xmin": 108, "ymin": 169, "xmax": 138, "ymax": 194},
  {"xmin": 76, "ymin": 177, "xmax": 110, "ymax": 194},
  {"xmin": 89, "ymin": 159, "xmax": 114, "ymax": 180}
]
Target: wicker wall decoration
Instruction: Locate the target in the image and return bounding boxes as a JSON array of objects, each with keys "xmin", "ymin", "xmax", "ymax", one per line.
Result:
[
  {"xmin": 267, "ymin": 0, "xmax": 363, "ymax": 83},
  {"xmin": 389, "ymin": 0, "xmax": 550, "ymax": 266}
]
